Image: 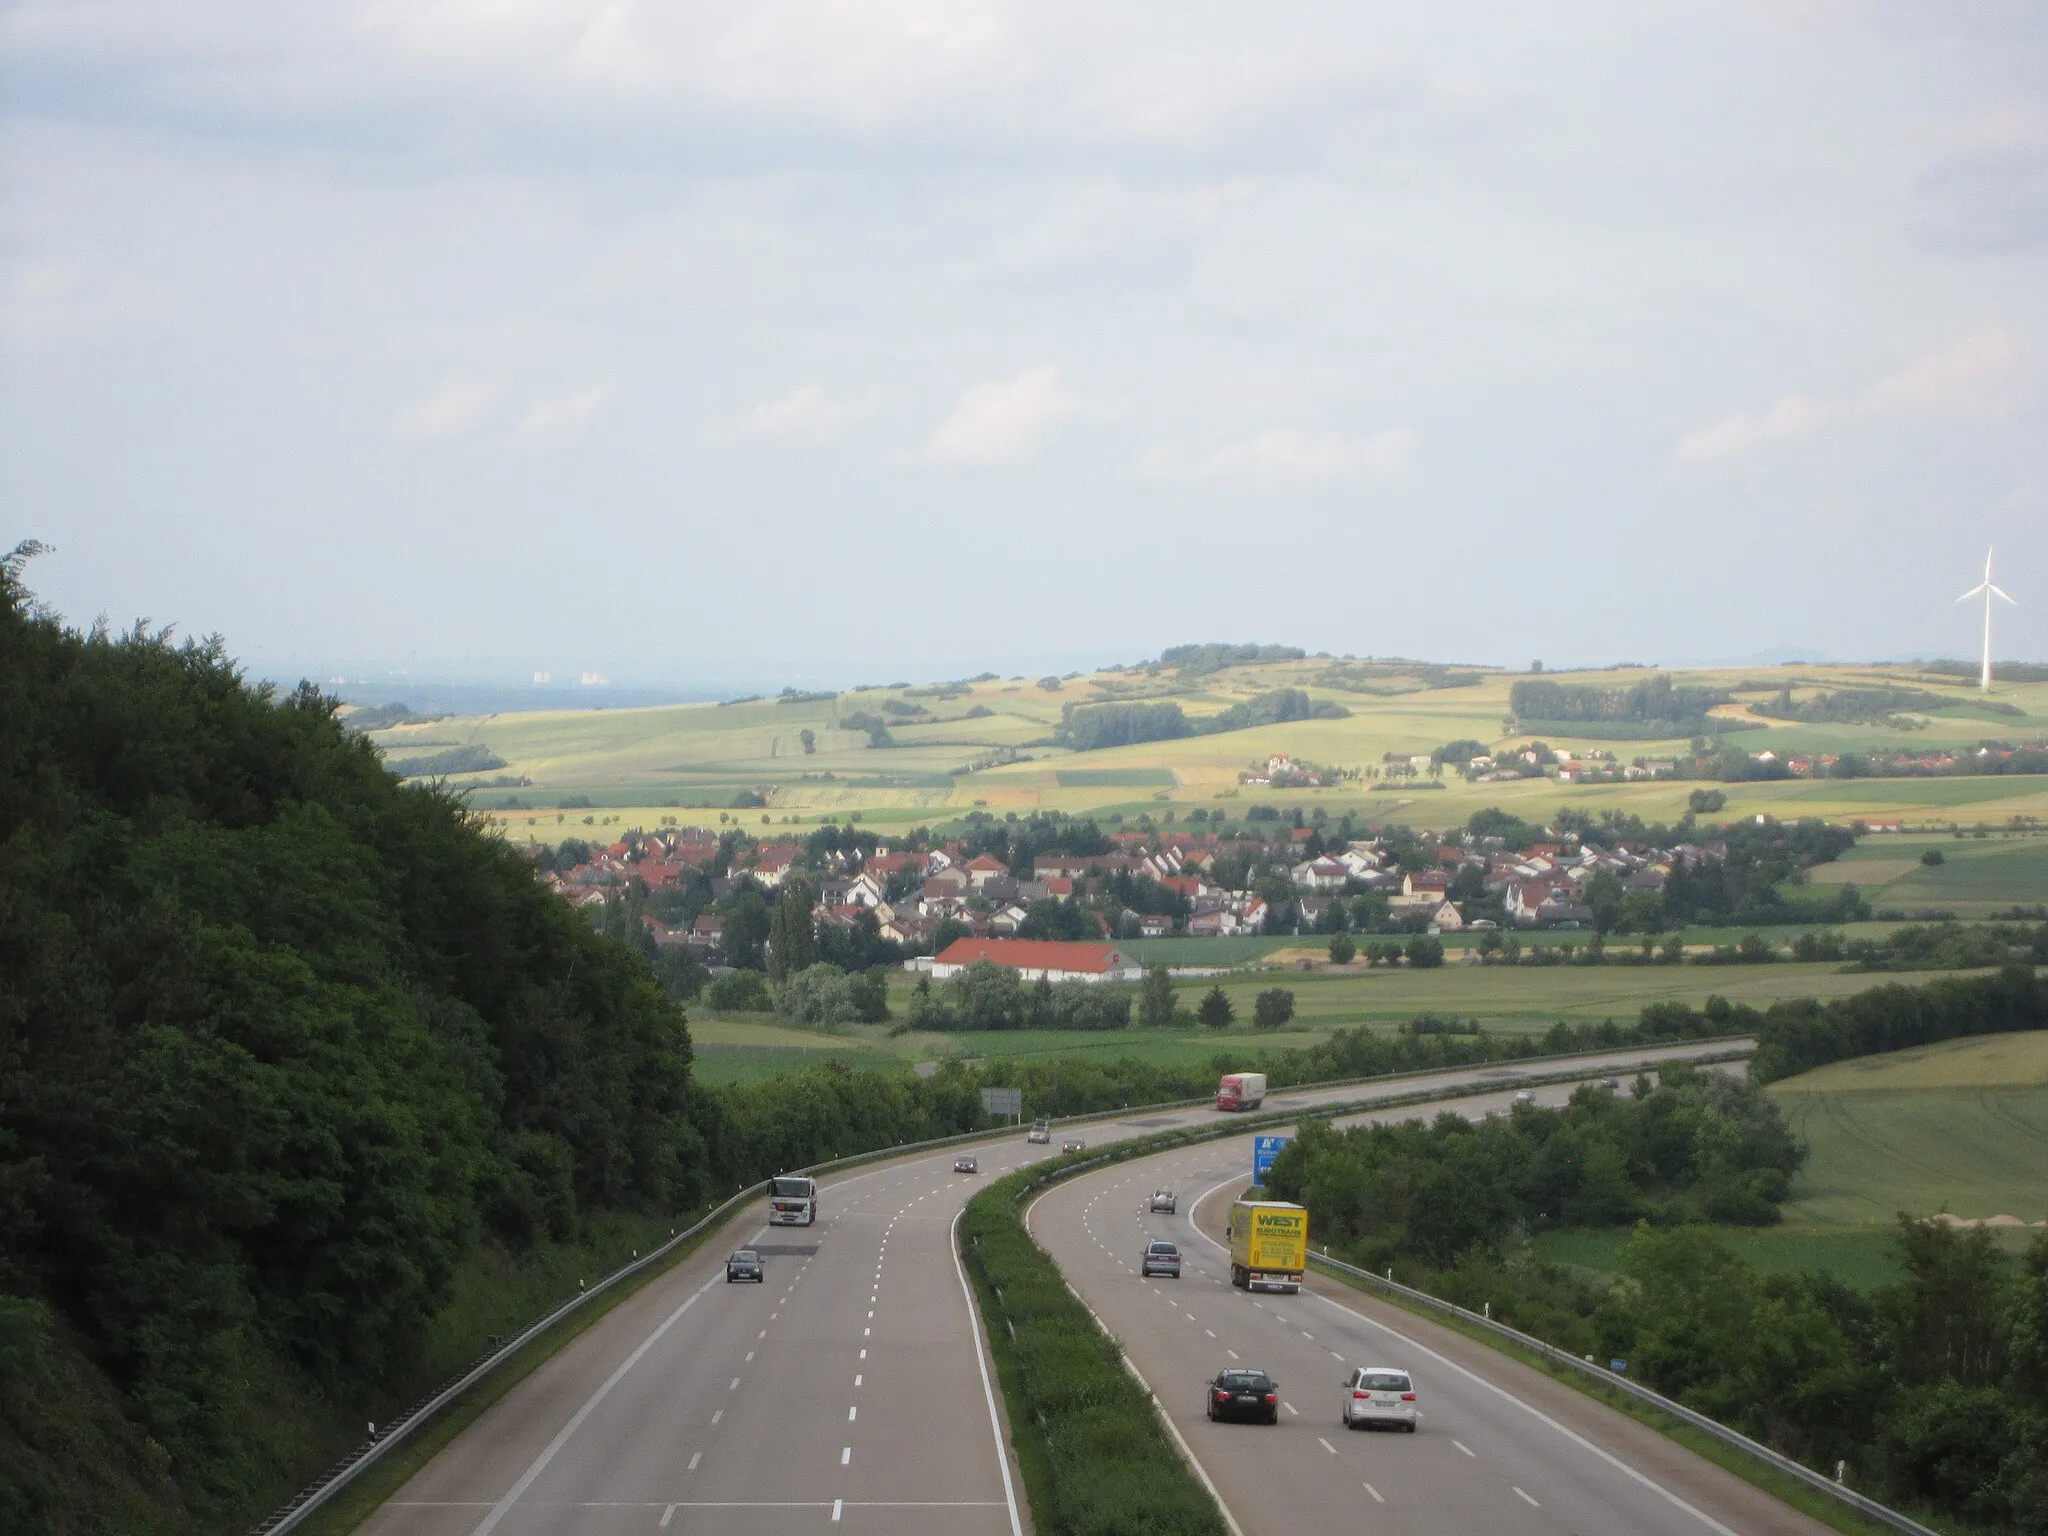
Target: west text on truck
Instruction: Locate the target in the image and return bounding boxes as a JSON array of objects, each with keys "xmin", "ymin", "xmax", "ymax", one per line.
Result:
[{"xmin": 1228, "ymin": 1199, "xmax": 1307, "ymax": 1293}]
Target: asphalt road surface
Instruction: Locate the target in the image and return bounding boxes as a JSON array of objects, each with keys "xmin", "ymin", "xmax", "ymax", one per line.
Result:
[
  {"xmin": 1027, "ymin": 1073, "xmax": 1841, "ymax": 1536},
  {"xmin": 359, "ymin": 1040, "xmax": 1768, "ymax": 1536}
]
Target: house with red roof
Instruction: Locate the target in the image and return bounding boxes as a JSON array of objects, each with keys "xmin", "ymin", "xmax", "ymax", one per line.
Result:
[{"xmin": 930, "ymin": 937, "xmax": 1141, "ymax": 984}]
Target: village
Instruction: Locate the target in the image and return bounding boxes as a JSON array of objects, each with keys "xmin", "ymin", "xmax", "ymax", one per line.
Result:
[{"xmin": 535, "ymin": 811, "xmax": 1734, "ymax": 966}]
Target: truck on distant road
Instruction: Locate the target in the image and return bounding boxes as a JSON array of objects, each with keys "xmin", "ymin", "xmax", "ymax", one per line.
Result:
[
  {"xmin": 1228, "ymin": 1199, "xmax": 1307, "ymax": 1293},
  {"xmin": 768, "ymin": 1175, "xmax": 817, "ymax": 1226},
  {"xmin": 1215, "ymin": 1072, "xmax": 1267, "ymax": 1111}
]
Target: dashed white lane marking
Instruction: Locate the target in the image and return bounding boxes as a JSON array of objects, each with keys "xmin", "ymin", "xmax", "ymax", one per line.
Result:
[
  {"xmin": 832, "ymin": 1499, "xmax": 843, "ymax": 1522},
  {"xmin": 1226, "ymin": 1349, "xmax": 1239, "ymax": 1360},
  {"xmin": 1453, "ymin": 1439, "xmax": 1475, "ymax": 1457},
  {"xmin": 1318, "ymin": 1437, "xmax": 1337, "ymax": 1454},
  {"xmin": 1363, "ymin": 1482, "xmax": 1384, "ymax": 1503},
  {"xmin": 854, "ymin": 1374, "xmax": 863, "ymax": 1386},
  {"xmin": 1515, "ymin": 1486, "xmax": 1540, "ymax": 1507},
  {"xmin": 745, "ymin": 1351, "xmax": 754, "ymax": 1362},
  {"xmin": 840, "ymin": 1447, "xmax": 852, "ymax": 1466},
  {"xmin": 710, "ymin": 1410, "xmax": 722, "ymax": 1425},
  {"xmin": 729, "ymin": 1377, "xmax": 741, "ymax": 1390},
  {"xmin": 686, "ymin": 1453, "xmax": 701, "ymax": 1472},
  {"xmin": 1283, "ymin": 1402, "xmax": 1299, "ymax": 1416}
]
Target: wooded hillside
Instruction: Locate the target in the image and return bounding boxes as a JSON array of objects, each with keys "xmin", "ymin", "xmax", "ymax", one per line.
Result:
[{"xmin": 0, "ymin": 550, "xmax": 700, "ymax": 1529}]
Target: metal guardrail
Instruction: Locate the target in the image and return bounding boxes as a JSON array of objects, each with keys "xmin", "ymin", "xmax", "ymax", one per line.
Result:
[
  {"xmin": 248, "ymin": 1114, "xmax": 1068, "ymax": 1536},
  {"xmin": 1304, "ymin": 1250, "xmax": 1942, "ymax": 1536},
  {"xmin": 247, "ymin": 1035, "xmax": 1753, "ymax": 1535}
]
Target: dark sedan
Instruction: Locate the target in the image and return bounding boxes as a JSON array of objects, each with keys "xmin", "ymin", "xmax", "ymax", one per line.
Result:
[
  {"xmin": 1205, "ymin": 1368, "xmax": 1279, "ymax": 1424},
  {"xmin": 725, "ymin": 1248, "xmax": 764, "ymax": 1283}
]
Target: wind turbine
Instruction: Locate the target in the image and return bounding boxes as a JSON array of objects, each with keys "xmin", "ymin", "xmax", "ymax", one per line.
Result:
[{"xmin": 1956, "ymin": 547, "xmax": 2016, "ymax": 692}]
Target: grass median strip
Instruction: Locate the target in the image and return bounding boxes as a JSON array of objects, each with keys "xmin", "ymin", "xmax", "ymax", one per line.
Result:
[{"xmin": 962, "ymin": 1166, "xmax": 1229, "ymax": 1536}]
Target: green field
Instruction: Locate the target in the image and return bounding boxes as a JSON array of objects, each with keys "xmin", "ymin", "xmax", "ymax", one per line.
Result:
[
  {"xmin": 1770, "ymin": 1088, "xmax": 2048, "ymax": 1229},
  {"xmin": 1182, "ymin": 959, "xmax": 1998, "ymax": 1032},
  {"xmin": 1539, "ymin": 1032, "xmax": 2048, "ymax": 1290},
  {"xmin": 350, "ymin": 656, "xmax": 2048, "ymax": 844},
  {"xmin": 683, "ymin": 963, "xmax": 2006, "ymax": 1086},
  {"xmin": 1768, "ymin": 1031, "xmax": 2048, "ymax": 1228},
  {"xmin": 1054, "ymin": 768, "xmax": 1178, "ymax": 787},
  {"xmin": 1533, "ymin": 1226, "xmax": 1915, "ymax": 1291},
  {"xmin": 1803, "ymin": 830, "xmax": 2048, "ymax": 914}
]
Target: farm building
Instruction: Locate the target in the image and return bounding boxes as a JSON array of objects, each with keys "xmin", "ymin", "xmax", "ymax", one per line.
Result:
[{"xmin": 930, "ymin": 937, "xmax": 1142, "ymax": 984}]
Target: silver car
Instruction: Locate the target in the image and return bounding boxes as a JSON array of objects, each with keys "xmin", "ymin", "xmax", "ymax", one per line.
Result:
[
  {"xmin": 1141, "ymin": 1240, "xmax": 1182, "ymax": 1278},
  {"xmin": 1342, "ymin": 1365, "xmax": 1417, "ymax": 1431},
  {"xmin": 1149, "ymin": 1189, "xmax": 1177, "ymax": 1214}
]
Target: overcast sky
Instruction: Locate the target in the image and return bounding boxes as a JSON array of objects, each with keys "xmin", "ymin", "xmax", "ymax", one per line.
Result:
[{"xmin": 3, "ymin": 1, "xmax": 2044, "ymax": 688}]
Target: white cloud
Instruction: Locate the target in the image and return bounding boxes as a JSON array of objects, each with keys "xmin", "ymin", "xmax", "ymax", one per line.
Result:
[
  {"xmin": 927, "ymin": 364, "xmax": 1076, "ymax": 464},
  {"xmin": 522, "ymin": 382, "xmax": 614, "ymax": 434},
  {"xmin": 738, "ymin": 383, "xmax": 876, "ymax": 439},
  {"xmin": 391, "ymin": 373, "xmax": 502, "ymax": 438},
  {"xmin": 1861, "ymin": 326, "xmax": 2021, "ymax": 418},
  {"xmin": 1675, "ymin": 395, "xmax": 1832, "ymax": 464},
  {"xmin": 1141, "ymin": 426, "xmax": 1413, "ymax": 484},
  {"xmin": 1675, "ymin": 327, "xmax": 2023, "ymax": 464}
]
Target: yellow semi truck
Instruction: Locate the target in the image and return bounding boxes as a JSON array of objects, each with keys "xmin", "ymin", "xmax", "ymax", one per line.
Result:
[{"xmin": 1228, "ymin": 1198, "xmax": 1307, "ymax": 1293}]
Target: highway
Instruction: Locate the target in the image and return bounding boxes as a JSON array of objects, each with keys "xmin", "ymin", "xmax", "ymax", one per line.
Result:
[
  {"xmin": 1027, "ymin": 1075, "xmax": 1841, "ymax": 1536},
  {"xmin": 356, "ymin": 1040, "xmax": 1776, "ymax": 1536}
]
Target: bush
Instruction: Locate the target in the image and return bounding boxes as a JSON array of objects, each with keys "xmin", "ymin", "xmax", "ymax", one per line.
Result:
[
  {"xmin": 1405, "ymin": 935, "xmax": 1445, "ymax": 969},
  {"xmin": 1196, "ymin": 985, "xmax": 1235, "ymax": 1030},
  {"xmin": 1921, "ymin": 848, "xmax": 1945, "ymax": 866},
  {"xmin": 706, "ymin": 968, "xmax": 773, "ymax": 1011},
  {"xmin": 1327, "ymin": 933, "xmax": 1356, "ymax": 965},
  {"xmin": 1252, "ymin": 988, "xmax": 1295, "ymax": 1030}
]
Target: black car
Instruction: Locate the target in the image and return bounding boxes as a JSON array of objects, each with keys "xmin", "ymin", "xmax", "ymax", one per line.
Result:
[
  {"xmin": 1206, "ymin": 1368, "xmax": 1279, "ymax": 1424},
  {"xmin": 725, "ymin": 1248, "xmax": 763, "ymax": 1283}
]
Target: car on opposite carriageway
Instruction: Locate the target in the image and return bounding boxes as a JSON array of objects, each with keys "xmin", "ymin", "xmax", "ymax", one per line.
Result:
[{"xmin": 953, "ymin": 1155, "xmax": 979, "ymax": 1174}]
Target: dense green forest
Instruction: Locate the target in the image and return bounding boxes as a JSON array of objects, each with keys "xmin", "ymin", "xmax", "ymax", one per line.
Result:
[{"xmin": 0, "ymin": 553, "xmax": 701, "ymax": 1530}]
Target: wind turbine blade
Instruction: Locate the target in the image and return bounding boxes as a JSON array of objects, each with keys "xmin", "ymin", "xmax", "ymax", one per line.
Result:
[
  {"xmin": 1990, "ymin": 585, "xmax": 2015, "ymax": 604},
  {"xmin": 1958, "ymin": 585, "xmax": 1987, "ymax": 602}
]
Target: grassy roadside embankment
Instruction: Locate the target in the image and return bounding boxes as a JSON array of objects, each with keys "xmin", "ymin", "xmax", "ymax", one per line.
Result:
[{"xmin": 961, "ymin": 1164, "xmax": 1228, "ymax": 1536}]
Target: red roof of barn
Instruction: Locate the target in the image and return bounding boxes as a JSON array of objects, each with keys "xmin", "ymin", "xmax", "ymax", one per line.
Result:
[{"xmin": 934, "ymin": 938, "xmax": 1126, "ymax": 974}]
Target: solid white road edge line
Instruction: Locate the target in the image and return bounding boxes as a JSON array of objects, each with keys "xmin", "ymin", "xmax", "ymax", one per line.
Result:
[
  {"xmin": 950, "ymin": 1205, "xmax": 1025, "ymax": 1536},
  {"xmin": 466, "ymin": 1275, "xmax": 721, "ymax": 1536}
]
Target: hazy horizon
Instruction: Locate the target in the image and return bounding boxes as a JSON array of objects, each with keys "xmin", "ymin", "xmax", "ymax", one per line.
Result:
[{"xmin": 5, "ymin": 4, "xmax": 2044, "ymax": 674}]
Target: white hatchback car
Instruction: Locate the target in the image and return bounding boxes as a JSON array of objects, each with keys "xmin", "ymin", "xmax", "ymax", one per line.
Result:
[{"xmin": 1342, "ymin": 1366, "xmax": 1418, "ymax": 1431}]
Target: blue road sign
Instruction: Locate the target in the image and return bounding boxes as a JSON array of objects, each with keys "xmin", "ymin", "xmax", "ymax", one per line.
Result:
[{"xmin": 1252, "ymin": 1135, "xmax": 1291, "ymax": 1185}]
